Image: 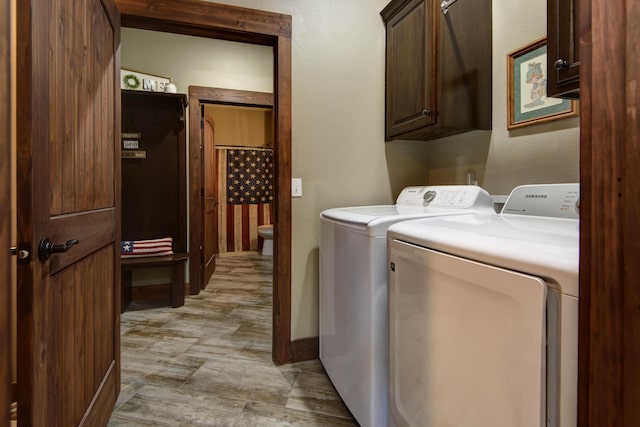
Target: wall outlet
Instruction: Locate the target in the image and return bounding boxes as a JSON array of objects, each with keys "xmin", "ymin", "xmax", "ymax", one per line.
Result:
[{"xmin": 292, "ymin": 178, "xmax": 302, "ymax": 197}]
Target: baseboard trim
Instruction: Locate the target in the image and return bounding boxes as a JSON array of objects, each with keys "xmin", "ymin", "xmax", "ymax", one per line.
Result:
[{"xmin": 290, "ymin": 336, "xmax": 319, "ymax": 362}]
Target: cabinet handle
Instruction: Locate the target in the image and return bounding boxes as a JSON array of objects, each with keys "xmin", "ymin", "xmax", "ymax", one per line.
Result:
[
  {"xmin": 554, "ymin": 59, "xmax": 569, "ymax": 71},
  {"xmin": 422, "ymin": 109, "xmax": 432, "ymax": 116}
]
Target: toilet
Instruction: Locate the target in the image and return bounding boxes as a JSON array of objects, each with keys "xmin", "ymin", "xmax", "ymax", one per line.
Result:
[{"xmin": 257, "ymin": 224, "xmax": 273, "ymax": 256}]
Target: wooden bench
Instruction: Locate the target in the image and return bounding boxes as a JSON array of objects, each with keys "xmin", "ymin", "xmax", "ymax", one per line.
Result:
[{"xmin": 121, "ymin": 252, "xmax": 188, "ymax": 312}]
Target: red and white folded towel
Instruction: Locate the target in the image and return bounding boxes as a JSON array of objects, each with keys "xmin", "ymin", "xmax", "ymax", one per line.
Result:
[{"xmin": 121, "ymin": 237, "xmax": 173, "ymax": 258}]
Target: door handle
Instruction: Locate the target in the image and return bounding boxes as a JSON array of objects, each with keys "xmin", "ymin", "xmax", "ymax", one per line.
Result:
[{"xmin": 38, "ymin": 237, "xmax": 79, "ymax": 262}]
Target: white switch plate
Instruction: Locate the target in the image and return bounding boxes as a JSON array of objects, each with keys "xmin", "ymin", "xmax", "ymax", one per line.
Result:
[{"xmin": 292, "ymin": 178, "xmax": 302, "ymax": 197}]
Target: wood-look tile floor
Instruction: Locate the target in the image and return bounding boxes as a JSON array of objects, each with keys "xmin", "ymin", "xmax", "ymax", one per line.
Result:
[{"xmin": 109, "ymin": 252, "xmax": 358, "ymax": 427}]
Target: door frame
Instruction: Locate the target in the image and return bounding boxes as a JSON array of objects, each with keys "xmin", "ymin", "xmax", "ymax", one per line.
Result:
[
  {"xmin": 1, "ymin": 0, "xmax": 12, "ymax": 420},
  {"xmin": 577, "ymin": 0, "xmax": 640, "ymax": 423},
  {"xmin": 115, "ymin": 0, "xmax": 292, "ymax": 365},
  {"xmin": 201, "ymin": 113, "xmax": 217, "ymax": 287},
  {"xmin": 188, "ymin": 86, "xmax": 274, "ymax": 295}
]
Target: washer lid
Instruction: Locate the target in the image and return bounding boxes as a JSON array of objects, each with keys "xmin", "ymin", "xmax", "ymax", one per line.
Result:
[
  {"xmin": 321, "ymin": 204, "xmax": 447, "ymax": 224},
  {"xmin": 388, "ymin": 213, "xmax": 579, "ymax": 297},
  {"xmin": 321, "ymin": 205, "xmax": 462, "ymax": 235},
  {"xmin": 320, "ymin": 185, "xmax": 495, "ymax": 233}
]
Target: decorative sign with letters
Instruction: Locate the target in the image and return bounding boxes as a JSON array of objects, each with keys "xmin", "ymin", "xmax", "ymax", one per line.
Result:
[
  {"xmin": 121, "ymin": 68, "xmax": 171, "ymax": 92},
  {"xmin": 122, "ymin": 132, "xmax": 141, "ymax": 150},
  {"xmin": 123, "ymin": 140, "xmax": 139, "ymax": 149},
  {"xmin": 122, "ymin": 151, "xmax": 147, "ymax": 159},
  {"xmin": 122, "ymin": 132, "xmax": 142, "ymax": 157}
]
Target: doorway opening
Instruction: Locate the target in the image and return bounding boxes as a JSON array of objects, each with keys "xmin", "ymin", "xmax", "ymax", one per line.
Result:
[
  {"xmin": 189, "ymin": 89, "xmax": 274, "ymax": 288},
  {"xmin": 116, "ymin": 0, "xmax": 292, "ymax": 365}
]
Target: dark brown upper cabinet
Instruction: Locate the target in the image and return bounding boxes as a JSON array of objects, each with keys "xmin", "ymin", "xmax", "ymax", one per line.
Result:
[
  {"xmin": 547, "ymin": 0, "xmax": 580, "ymax": 98},
  {"xmin": 381, "ymin": 0, "xmax": 492, "ymax": 141}
]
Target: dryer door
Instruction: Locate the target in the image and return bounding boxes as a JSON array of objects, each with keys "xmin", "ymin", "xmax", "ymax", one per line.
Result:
[{"xmin": 388, "ymin": 240, "xmax": 547, "ymax": 427}]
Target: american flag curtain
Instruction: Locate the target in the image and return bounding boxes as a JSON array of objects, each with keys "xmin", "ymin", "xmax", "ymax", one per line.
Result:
[
  {"xmin": 226, "ymin": 148, "xmax": 274, "ymax": 204},
  {"xmin": 217, "ymin": 147, "xmax": 273, "ymax": 253}
]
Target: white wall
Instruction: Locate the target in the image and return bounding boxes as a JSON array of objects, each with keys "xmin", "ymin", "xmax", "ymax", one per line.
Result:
[
  {"xmin": 123, "ymin": 0, "xmax": 579, "ymax": 341},
  {"xmin": 200, "ymin": 0, "xmax": 428, "ymax": 340},
  {"xmin": 121, "ymin": 28, "xmax": 273, "ymax": 93},
  {"xmin": 484, "ymin": 0, "xmax": 580, "ymax": 193},
  {"xmin": 422, "ymin": 0, "xmax": 580, "ymax": 194}
]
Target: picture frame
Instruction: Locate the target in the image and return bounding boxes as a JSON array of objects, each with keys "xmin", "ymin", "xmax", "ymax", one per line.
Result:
[
  {"xmin": 507, "ymin": 37, "xmax": 578, "ymax": 130},
  {"xmin": 120, "ymin": 68, "xmax": 171, "ymax": 92}
]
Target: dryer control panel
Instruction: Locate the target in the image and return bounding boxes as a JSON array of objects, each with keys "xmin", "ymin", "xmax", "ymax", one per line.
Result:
[
  {"xmin": 396, "ymin": 185, "xmax": 493, "ymax": 209},
  {"xmin": 502, "ymin": 183, "xmax": 580, "ymax": 219}
]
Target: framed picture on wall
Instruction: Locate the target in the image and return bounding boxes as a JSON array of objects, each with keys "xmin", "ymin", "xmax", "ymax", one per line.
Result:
[{"xmin": 507, "ymin": 37, "xmax": 578, "ymax": 130}]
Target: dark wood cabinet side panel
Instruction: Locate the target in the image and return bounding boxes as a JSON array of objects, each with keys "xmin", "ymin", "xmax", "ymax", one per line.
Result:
[{"xmin": 438, "ymin": 0, "xmax": 492, "ymax": 130}]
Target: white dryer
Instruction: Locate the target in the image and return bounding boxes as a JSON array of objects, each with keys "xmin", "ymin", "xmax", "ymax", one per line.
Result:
[
  {"xmin": 387, "ymin": 183, "xmax": 579, "ymax": 427},
  {"xmin": 319, "ymin": 185, "xmax": 495, "ymax": 427}
]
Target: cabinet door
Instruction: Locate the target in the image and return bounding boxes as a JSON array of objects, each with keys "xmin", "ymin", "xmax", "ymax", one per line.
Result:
[
  {"xmin": 385, "ymin": 0, "xmax": 436, "ymax": 140},
  {"xmin": 547, "ymin": 0, "xmax": 580, "ymax": 98}
]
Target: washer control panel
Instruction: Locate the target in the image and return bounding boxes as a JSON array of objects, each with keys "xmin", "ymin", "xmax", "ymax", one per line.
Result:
[
  {"xmin": 502, "ymin": 183, "xmax": 580, "ymax": 219},
  {"xmin": 396, "ymin": 185, "xmax": 493, "ymax": 209},
  {"xmin": 423, "ymin": 191, "xmax": 436, "ymax": 203}
]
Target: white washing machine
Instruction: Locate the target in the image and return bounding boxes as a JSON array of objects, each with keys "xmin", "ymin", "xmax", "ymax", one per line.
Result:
[
  {"xmin": 387, "ymin": 183, "xmax": 579, "ymax": 427},
  {"xmin": 319, "ymin": 185, "xmax": 495, "ymax": 427}
]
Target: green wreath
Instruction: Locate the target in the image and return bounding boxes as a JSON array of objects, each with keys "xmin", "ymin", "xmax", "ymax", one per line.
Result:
[{"xmin": 122, "ymin": 73, "xmax": 141, "ymax": 89}]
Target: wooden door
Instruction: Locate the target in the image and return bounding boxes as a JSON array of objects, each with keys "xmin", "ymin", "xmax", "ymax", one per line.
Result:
[
  {"xmin": 202, "ymin": 116, "xmax": 217, "ymax": 287},
  {"xmin": 1, "ymin": 0, "xmax": 11, "ymax": 421},
  {"xmin": 16, "ymin": 0, "xmax": 121, "ymax": 425}
]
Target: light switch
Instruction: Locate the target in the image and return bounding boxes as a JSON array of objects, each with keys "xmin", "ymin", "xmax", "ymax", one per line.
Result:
[{"xmin": 292, "ymin": 178, "xmax": 302, "ymax": 198}]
